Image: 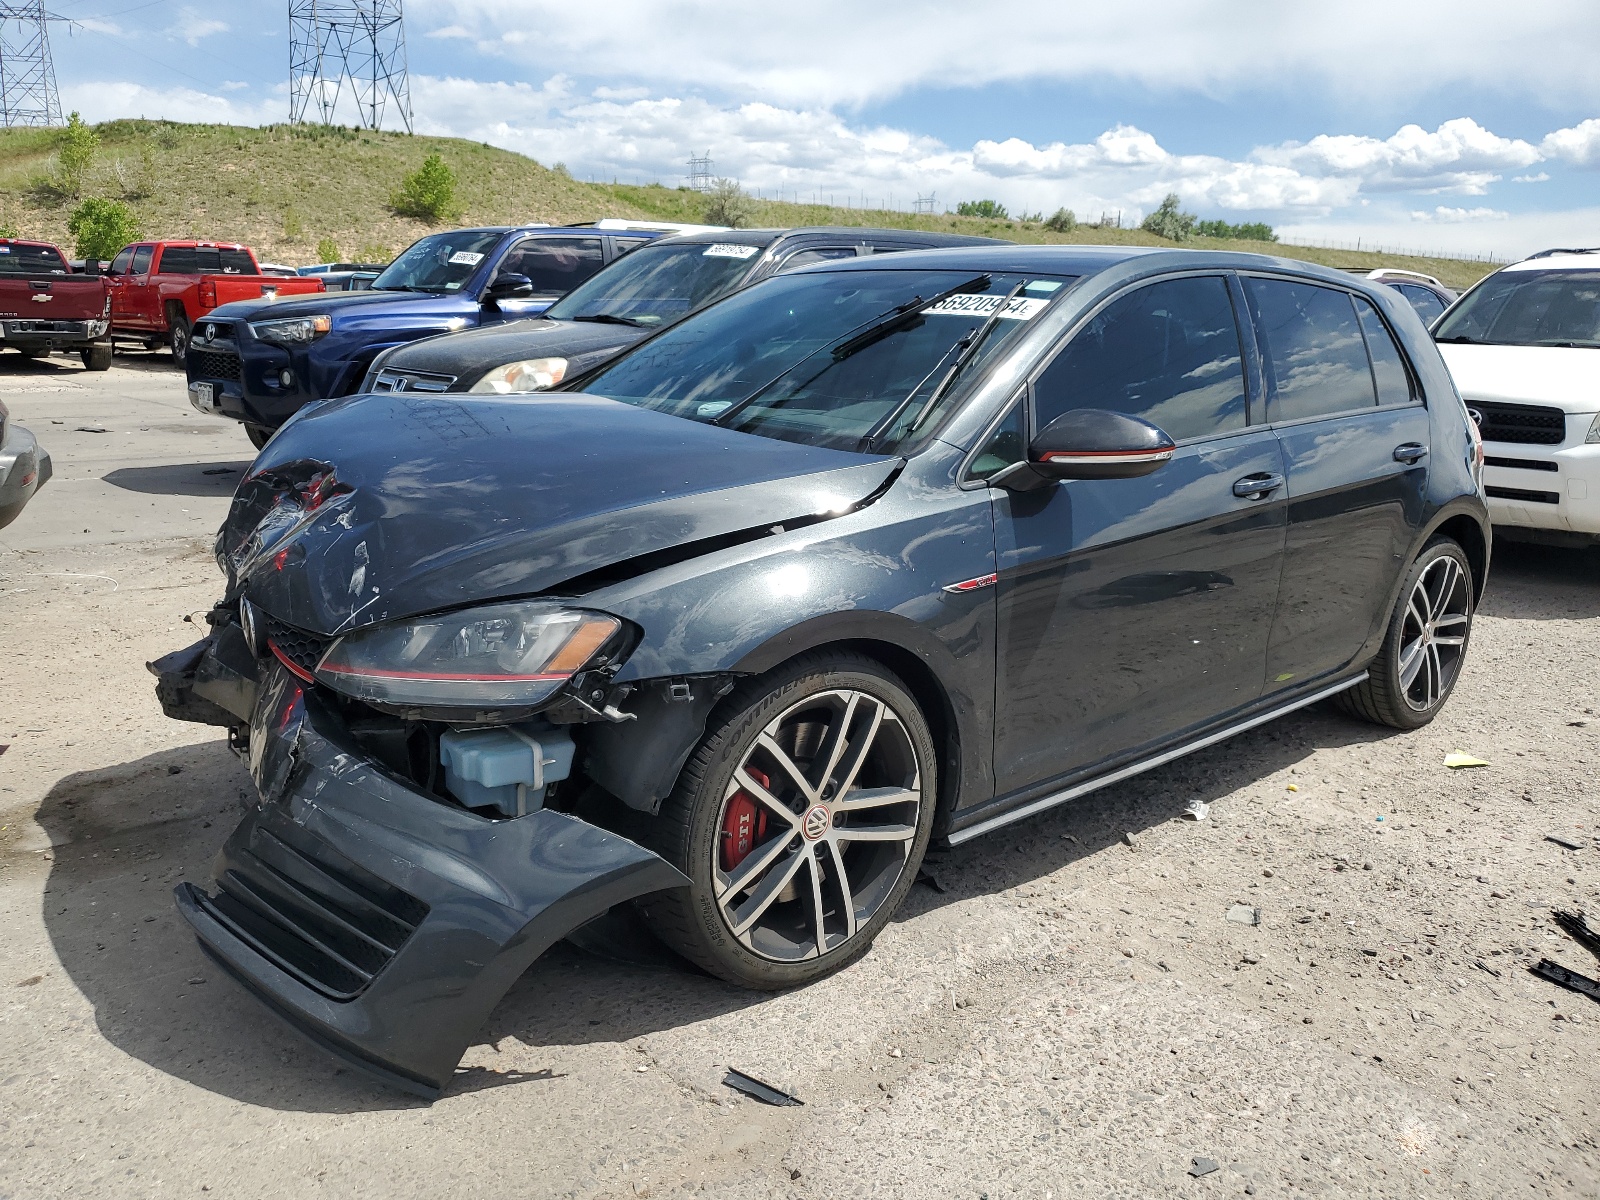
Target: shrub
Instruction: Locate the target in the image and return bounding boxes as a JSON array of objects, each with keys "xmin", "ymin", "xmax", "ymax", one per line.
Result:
[
  {"xmin": 0, "ymin": 221, "xmax": 18, "ymax": 239},
  {"xmin": 282, "ymin": 206, "xmax": 304, "ymax": 238},
  {"xmin": 357, "ymin": 243, "xmax": 393, "ymax": 265},
  {"xmin": 1043, "ymin": 207, "xmax": 1077, "ymax": 233},
  {"xmin": 1140, "ymin": 193, "xmax": 1197, "ymax": 242},
  {"xmin": 956, "ymin": 199, "xmax": 1009, "ymax": 220},
  {"xmin": 57, "ymin": 111, "xmax": 98, "ymax": 199},
  {"xmin": 1194, "ymin": 218, "xmax": 1277, "ymax": 242},
  {"xmin": 315, "ymin": 236, "xmax": 340, "ymax": 263},
  {"xmin": 66, "ymin": 197, "xmax": 139, "ymax": 261},
  {"xmin": 390, "ymin": 154, "xmax": 460, "ymax": 223},
  {"xmin": 704, "ymin": 178, "xmax": 756, "ymax": 228}
]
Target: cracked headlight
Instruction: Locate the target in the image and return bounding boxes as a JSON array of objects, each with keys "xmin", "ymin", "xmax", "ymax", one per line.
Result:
[
  {"xmin": 314, "ymin": 602, "xmax": 621, "ymax": 709},
  {"xmin": 250, "ymin": 314, "xmax": 332, "ymax": 345},
  {"xmin": 468, "ymin": 357, "xmax": 568, "ymax": 394}
]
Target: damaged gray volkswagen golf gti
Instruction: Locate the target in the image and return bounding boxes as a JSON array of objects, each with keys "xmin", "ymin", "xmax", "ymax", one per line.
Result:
[{"xmin": 155, "ymin": 244, "xmax": 1489, "ymax": 1096}]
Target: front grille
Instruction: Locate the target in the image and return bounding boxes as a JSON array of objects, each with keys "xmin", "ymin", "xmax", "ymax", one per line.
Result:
[
  {"xmin": 1486, "ymin": 485, "xmax": 1560, "ymax": 505},
  {"xmin": 265, "ymin": 616, "xmax": 331, "ymax": 678},
  {"xmin": 1485, "ymin": 456, "xmax": 1559, "ymax": 472},
  {"xmin": 194, "ymin": 320, "xmax": 232, "ymax": 343},
  {"xmin": 1471, "ymin": 401, "xmax": 1566, "ymax": 445},
  {"xmin": 204, "ymin": 822, "xmax": 428, "ymax": 999},
  {"xmin": 370, "ymin": 368, "xmax": 458, "ymax": 393},
  {"xmin": 188, "ymin": 346, "xmax": 242, "ymax": 382}
]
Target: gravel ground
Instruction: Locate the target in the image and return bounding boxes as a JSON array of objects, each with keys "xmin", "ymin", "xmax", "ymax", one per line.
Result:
[{"xmin": 1, "ymin": 357, "xmax": 1597, "ymax": 1199}]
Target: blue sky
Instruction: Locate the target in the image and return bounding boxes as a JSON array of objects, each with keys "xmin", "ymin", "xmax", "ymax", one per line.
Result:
[{"xmin": 43, "ymin": 0, "xmax": 1600, "ymax": 258}]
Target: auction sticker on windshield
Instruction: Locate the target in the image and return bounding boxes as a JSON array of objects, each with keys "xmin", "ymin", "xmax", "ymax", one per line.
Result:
[
  {"xmin": 926, "ymin": 294, "xmax": 1048, "ymax": 320},
  {"xmin": 703, "ymin": 244, "xmax": 760, "ymax": 259},
  {"xmin": 448, "ymin": 251, "xmax": 485, "ymax": 266}
]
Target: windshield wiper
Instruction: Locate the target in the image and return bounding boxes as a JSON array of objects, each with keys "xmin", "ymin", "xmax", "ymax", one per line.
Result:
[
  {"xmin": 381, "ymin": 284, "xmax": 449, "ymax": 294},
  {"xmin": 572, "ymin": 312, "xmax": 648, "ymax": 327},
  {"xmin": 828, "ymin": 275, "xmax": 992, "ymax": 362},
  {"xmin": 1434, "ymin": 335, "xmax": 1481, "ymax": 344}
]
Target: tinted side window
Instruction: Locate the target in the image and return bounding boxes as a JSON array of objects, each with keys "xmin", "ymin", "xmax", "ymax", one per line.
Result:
[
  {"xmin": 158, "ymin": 246, "xmax": 197, "ymax": 274},
  {"xmin": 1033, "ymin": 276, "xmax": 1247, "ymax": 442},
  {"xmin": 110, "ymin": 246, "xmax": 135, "ymax": 275},
  {"xmin": 1354, "ymin": 297, "xmax": 1414, "ymax": 407},
  {"xmin": 501, "ymin": 237, "xmax": 605, "ymax": 293},
  {"xmin": 777, "ymin": 248, "xmax": 856, "ymax": 272},
  {"xmin": 130, "ymin": 245, "xmax": 154, "ymax": 274},
  {"xmin": 1245, "ymin": 278, "xmax": 1374, "ymax": 421},
  {"xmin": 1396, "ymin": 285, "xmax": 1446, "ymax": 325}
]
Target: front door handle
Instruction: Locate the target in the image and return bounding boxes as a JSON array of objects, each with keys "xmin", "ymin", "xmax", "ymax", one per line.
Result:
[
  {"xmin": 1393, "ymin": 442, "xmax": 1428, "ymax": 464},
  {"xmin": 1233, "ymin": 472, "xmax": 1284, "ymax": 500}
]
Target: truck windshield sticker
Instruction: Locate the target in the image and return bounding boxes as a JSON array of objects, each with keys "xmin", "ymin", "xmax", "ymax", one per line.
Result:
[
  {"xmin": 703, "ymin": 244, "xmax": 759, "ymax": 259},
  {"xmin": 448, "ymin": 251, "xmax": 485, "ymax": 266},
  {"xmin": 925, "ymin": 294, "xmax": 1048, "ymax": 321}
]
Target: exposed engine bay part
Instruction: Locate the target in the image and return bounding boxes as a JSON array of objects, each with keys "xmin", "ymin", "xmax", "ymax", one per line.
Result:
[
  {"xmin": 582, "ymin": 675, "xmax": 737, "ymax": 814},
  {"xmin": 174, "ymin": 662, "xmax": 690, "ymax": 1098}
]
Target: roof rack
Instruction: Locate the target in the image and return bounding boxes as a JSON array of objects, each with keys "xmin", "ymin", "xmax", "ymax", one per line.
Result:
[{"xmin": 1524, "ymin": 247, "xmax": 1600, "ymax": 260}]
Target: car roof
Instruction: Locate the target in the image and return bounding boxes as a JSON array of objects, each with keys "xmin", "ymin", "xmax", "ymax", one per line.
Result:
[
  {"xmin": 1504, "ymin": 249, "xmax": 1600, "ymax": 272},
  {"xmin": 647, "ymin": 226, "xmax": 1008, "ymax": 250}
]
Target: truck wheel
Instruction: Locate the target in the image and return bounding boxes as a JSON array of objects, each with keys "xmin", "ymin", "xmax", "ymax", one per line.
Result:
[
  {"xmin": 636, "ymin": 652, "xmax": 937, "ymax": 990},
  {"xmin": 170, "ymin": 312, "xmax": 192, "ymax": 365},
  {"xmin": 81, "ymin": 344, "xmax": 112, "ymax": 371},
  {"xmin": 245, "ymin": 424, "xmax": 273, "ymax": 450},
  {"xmin": 1336, "ymin": 537, "xmax": 1474, "ymax": 730}
]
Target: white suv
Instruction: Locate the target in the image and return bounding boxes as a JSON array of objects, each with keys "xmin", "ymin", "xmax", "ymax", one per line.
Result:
[{"xmin": 1435, "ymin": 249, "xmax": 1600, "ymax": 546}]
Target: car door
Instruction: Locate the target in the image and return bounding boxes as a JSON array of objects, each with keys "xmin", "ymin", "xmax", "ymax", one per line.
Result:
[
  {"xmin": 122, "ymin": 244, "xmax": 156, "ymax": 329},
  {"xmin": 486, "ymin": 235, "xmax": 606, "ymax": 321},
  {"xmin": 989, "ymin": 273, "xmax": 1287, "ymax": 794},
  {"xmin": 106, "ymin": 245, "xmax": 136, "ymax": 325},
  {"xmin": 1241, "ymin": 276, "xmax": 1432, "ymax": 693}
]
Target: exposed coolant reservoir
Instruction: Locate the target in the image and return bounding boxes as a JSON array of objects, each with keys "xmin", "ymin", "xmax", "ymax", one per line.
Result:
[{"xmin": 439, "ymin": 725, "xmax": 575, "ymax": 817}]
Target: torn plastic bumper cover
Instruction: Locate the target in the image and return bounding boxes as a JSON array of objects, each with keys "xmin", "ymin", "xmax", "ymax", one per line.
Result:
[{"xmin": 173, "ymin": 662, "xmax": 689, "ymax": 1098}]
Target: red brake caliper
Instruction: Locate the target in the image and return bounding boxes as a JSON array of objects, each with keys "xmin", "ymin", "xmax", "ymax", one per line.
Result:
[{"xmin": 720, "ymin": 767, "xmax": 771, "ymax": 872}]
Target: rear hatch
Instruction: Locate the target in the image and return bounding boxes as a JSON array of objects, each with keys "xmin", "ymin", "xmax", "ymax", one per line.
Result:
[{"xmin": 202, "ymin": 274, "xmax": 326, "ymax": 312}]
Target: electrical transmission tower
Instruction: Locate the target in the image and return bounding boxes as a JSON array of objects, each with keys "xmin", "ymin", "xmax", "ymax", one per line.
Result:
[
  {"xmin": 0, "ymin": 0, "xmax": 62, "ymax": 127},
  {"xmin": 288, "ymin": 0, "xmax": 412, "ymax": 132},
  {"xmin": 686, "ymin": 152, "xmax": 714, "ymax": 193}
]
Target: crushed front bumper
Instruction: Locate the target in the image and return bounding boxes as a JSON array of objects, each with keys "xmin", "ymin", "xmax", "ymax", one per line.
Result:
[{"xmin": 173, "ymin": 660, "xmax": 689, "ymax": 1098}]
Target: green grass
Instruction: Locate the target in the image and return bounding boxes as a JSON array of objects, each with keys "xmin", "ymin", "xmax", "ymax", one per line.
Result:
[{"xmin": 0, "ymin": 119, "xmax": 1500, "ymax": 289}]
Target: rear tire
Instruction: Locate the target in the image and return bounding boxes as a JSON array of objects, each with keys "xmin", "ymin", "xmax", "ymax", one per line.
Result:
[
  {"xmin": 169, "ymin": 310, "xmax": 192, "ymax": 365},
  {"xmin": 245, "ymin": 424, "xmax": 273, "ymax": 451},
  {"xmin": 81, "ymin": 343, "xmax": 112, "ymax": 371},
  {"xmin": 637, "ymin": 652, "xmax": 937, "ymax": 990},
  {"xmin": 1337, "ymin": 537, "xmax": 1474, "ymax": 729}
]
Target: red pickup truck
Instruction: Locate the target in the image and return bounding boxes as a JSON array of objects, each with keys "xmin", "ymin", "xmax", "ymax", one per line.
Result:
[
  {"xmin": 106, "ymin": 241, "xmax": 325, "ymax": 364},
  {"xmin": 0, "ymin": 238, "xmax": 112, "ymax": 370}
]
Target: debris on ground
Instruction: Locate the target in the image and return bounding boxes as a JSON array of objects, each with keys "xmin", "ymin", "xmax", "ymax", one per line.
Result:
[
  {"xmin": 1188, "ymin": 1157, "xmax": 1219, "ymax": 1177},
  {"xmin": 0, "ymin": 744, "xmax": 8, "ymax": 756},
  {"xmin": 1529, "ymin": 959, "xmax": 1600, "ymax": 1005},
  {"xmin": 1552, "ymin": 910, "xmax": 1600, "ymax": 959},
  {"xmin": 916, "ymin": 866, "xmax": 948, "ymax": 893},
  {"xmin": 201, "ymin": 467, "xmax": 236, "ymax": 476},
  {"xmin": 1443, "ymin": 752, "xmax": 1490, "ymax": 769},
  {"xmin": 722, "ymin": 1068, "xmax": 803, "ymax": 1107},
  {"xmin": 1227, "ymin": 904, "xmax": 1261, "ymax": 926},
  {"xmin": 1183, "ymin": 798, "xmax": 1210, "ymax": 821},
  {"xmin": 1122, "ymin": 831, "xmax": 1140, "ymax": 849},
  {"xmin": 1546, "ymin": 833, "xmax": 1585, "ymax": 851},
  {"xmin": 73, "ymin": 425, "xmax": 109, "ymax": 433}
]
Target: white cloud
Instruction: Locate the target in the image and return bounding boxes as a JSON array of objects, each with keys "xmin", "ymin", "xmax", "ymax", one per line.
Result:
[
  {"xmin": 412, "ymin": 0, "xmax": 1600, "ymax": 109},
  {"xmin": 72, "ymin": 18, "xmax": 122, "ymax": 35},
  {"xmin": 167, "ymin": 8, "xmax": 228, "ymax": 47},
  {"xmin": 1278, "ymin": 206, "xmax": 1600, "ymax": 261},
  {"xmin": 1513, "ymin": 172, "xmax": 1551, "ymax": 183},
  {"xmin": 1541, "ymin": 118, "xmax": 1600, "ymax": 167},
  {"xmin": 1255, "ymin": 119, "xmax": 1542, "ymax": 194},
  {"xmin": 220, "ymin": 81, "xmax": 249, "ymax": 92},
  {"xmin": 1409, "ymin": 206, "xmax": 1510, "ymax": 222},
  {"xmin": 60, "ymin": 80, "xmax": 282, "ymax": 126}
]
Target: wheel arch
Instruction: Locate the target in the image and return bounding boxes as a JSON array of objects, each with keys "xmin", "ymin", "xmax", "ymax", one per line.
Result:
[{"xmin": 1423, "ymin": 504, "xmax": 1491, "ymax": 602}]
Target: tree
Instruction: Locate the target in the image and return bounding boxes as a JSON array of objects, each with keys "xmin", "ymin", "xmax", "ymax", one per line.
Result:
[
  {"xmin": 66, "ymin": 197, "xmax": 139, "ymax": 261},
  {"xmin": 390, "ymin": 154, "xmax": 460, "ymax": 223},
  {"xmin": 704, "ymin": 178, "xmax": 756, "ymax": 228},
  {"xmin": 1043, "ymin": 207, "xmax": 1077, "ymax": 233},
  {"xmin": 1140, "ymin": 193, "xmax": 1197, "ymax": 242},
  {"xmin": 1194, "ymin": 218, "xmax": 1277, "ymax": 242},
  {"xmin": 57, "ymin": 111, "xmax": 99, "ymax": 199},
  {"xmin": 956, "ymin": 199, "xmax": 1009, "ymax": 220}
]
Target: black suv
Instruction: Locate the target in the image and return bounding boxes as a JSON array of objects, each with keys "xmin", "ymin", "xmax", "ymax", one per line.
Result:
[
  {"xmin": 358, "ymin": 226, "xmax": 1006, "ymax": 396},
  {"xmin": 157, "ymin": 244, "xmax": 1488, "ymax": 1097}
]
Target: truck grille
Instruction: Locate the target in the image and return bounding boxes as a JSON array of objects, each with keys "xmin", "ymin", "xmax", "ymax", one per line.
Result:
[
  {"xmin": 203, "ymin": 822, "xmax": 428, "ymax": 1000},
  {"xmin": 264, "ymin": 616, "xmax": 331, "ymax": 679},
  {"xmin": 189, "ymin": 347, "xmax": 242, "ymax": 382},
  {"xmin": 370, "ymin": 368, "xmax": 458, "ymax": 393},
  {"xmin": 1470, "ymin": 401, "xmax": 1566, "ymax": 445}
]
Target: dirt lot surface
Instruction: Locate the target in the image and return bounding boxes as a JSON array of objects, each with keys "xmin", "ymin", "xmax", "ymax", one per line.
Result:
[{"xmin": 2, "ymin": 355, "xmax": 1598, "ymax": 1200}]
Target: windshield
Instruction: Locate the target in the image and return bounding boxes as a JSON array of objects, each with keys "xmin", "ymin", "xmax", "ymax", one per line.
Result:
[
  {"xmin": 371, "ymin": 230, "xmax": 505, "ymax": 293},
  {"xmin": 0, "ymin": 243, "xmax": 67, "ymax": 276},
  {"xmin": 544, "ymin": 239, "xmax": 769, "ymax": 327},
  {"xmin": 1435, "ymin": 269, "xmax": 1600, "ymax": 348},
  {"xmin": 579, "ymin": 268, "xmax": 1073, "ymax": 452}
]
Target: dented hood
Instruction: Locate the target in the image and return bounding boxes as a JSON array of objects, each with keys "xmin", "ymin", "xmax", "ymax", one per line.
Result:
[{"xmin": 219, "ymin": 391, "xmax": 896, "ymax": 636}]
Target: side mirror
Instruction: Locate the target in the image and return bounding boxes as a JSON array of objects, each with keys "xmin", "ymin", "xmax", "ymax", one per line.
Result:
[
  {"xmin": 990, "ymin": 409, "xmax": 1175, "ymax": 490},
  {"xmin": 485, "ymin": 273, "xmax": 534, "ymax": 301},
  {"xmin": 82, "ymin": 258, "xmax": 102, "ymax": 277}
]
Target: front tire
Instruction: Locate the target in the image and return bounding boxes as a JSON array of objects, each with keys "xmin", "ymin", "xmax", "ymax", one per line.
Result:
[
  {"xmin": 81, "ymin": 343, "xmax": 112, "ymax": 371},
  {"xmin": 244, "ymin": 424, "xmax": 273, "ymax": 451},
  {"xmin": 1338, "ymin": 537, "xmax": 1474, "ymax": 729},
  {"xmin": 638, "ymin": 652, "xmax": 937, "ymax": 989}
]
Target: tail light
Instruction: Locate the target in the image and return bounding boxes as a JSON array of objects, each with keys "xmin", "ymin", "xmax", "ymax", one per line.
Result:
[{"xmin": 199, "ymin": 281, "xmax": 217, "ymax": 309}]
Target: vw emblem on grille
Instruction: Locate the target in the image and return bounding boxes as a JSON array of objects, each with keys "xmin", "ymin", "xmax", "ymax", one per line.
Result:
[
  {"xmin": 1466, "ymin": 407, "xmax": 1484, "ymax": 427},
  {"xmin": 802, "ymin": 804, "xmax": 831, "ymax": 841}
]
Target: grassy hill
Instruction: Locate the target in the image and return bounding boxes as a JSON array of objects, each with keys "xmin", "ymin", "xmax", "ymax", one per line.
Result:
[{"xmin": 0, "ymin": 119, "xmax": 1499, "ymax": 289}]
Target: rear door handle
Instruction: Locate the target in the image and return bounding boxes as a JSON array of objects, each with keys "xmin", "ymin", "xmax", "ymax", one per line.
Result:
[
  {"xmin": 1233, "ymin": 472, "xmax": 1285, "ymax": 500},
  {"xmin": 1393, "ymin": 442, "xmax": 1428, "ymax": 464}
]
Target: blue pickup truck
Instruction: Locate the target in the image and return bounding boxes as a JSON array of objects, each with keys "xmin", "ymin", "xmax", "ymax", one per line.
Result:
[{"xmin": 185, "ymin": 224, "xmax": 663, "ymax": 447}]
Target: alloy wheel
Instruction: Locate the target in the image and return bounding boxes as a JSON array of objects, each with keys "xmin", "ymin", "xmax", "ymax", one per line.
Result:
[
  {"xmin": 1398, "ymin": 554, "xmax": 1471, "ymax": 711},
  {"xmin": 712, "ymin": 688, "xmax": 923, "ymax": 962}
]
